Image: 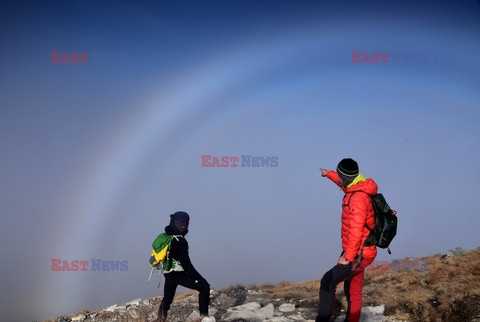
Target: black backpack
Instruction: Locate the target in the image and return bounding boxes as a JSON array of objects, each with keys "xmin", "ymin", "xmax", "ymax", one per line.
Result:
[{"xmin": 349, "ymin": 192, "xmax": 398, "ymax": 254}]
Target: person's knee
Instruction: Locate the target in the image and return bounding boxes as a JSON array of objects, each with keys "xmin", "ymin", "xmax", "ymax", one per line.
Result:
[
  {"xmin": 200, "ymin": 280, "xmax": 210, "ymax": 293},
  {"xmin": 320, "ymin": 271, "xmax": 333, "ymax": 291}
]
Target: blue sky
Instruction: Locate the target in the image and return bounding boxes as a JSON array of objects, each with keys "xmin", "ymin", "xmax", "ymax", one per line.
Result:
[{"xmin": 0, "ymin": 0, "xmax": 479, "ymax": 320}]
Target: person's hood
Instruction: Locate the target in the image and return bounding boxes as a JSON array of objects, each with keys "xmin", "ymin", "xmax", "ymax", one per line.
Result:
[
  {"xmin": 165, "ymin": 224, "xmax": 188, "ymax": 236},
  {"xmin": 345, "ymin": 177, "xmax": 378, "ymax": 196}
]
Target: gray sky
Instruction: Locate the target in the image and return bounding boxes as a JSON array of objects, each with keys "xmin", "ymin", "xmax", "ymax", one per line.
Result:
[{"xmin": 0, "ymin": 0, "xmax": 479, "ymax": 321}]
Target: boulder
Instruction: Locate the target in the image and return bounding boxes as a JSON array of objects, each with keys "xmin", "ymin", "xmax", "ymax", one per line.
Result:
[
  {"xmin": 279, "ymin": 303, "xmax": 296, "ymax": 313},
  {"xmin": 224, "ymin": 302, "xmax": 275, "ymax": 321},
  {"xmin": 70, "ymin": 314, "xmax": 86, "ymax": 321}
]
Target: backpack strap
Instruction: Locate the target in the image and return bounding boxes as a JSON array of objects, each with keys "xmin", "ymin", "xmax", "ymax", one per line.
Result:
[
  {"xmin": 166, "ymin": 235, "xmax": 183, "ymax": 260},
  {"xmin": 343, "ymin": 190, "xmax": 378, "ymax": 256}
]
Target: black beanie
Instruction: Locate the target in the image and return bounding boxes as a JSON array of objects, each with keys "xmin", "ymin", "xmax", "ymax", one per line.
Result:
[
  {"xmin": 337, "ymin": 158, "xmax": 359, "ymax": 182},
  {"xmin": 169, "ymin": 211, "xmax": 190, "ymax": 233}
]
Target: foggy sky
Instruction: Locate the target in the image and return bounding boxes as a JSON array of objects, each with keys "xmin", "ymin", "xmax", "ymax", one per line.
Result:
[{"xmin": 0, "ymin": 0, "xmax": 479, "ymax": 321}]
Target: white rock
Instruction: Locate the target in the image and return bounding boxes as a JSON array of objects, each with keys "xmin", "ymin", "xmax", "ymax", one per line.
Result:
[
  {"xmin": 225, "ymin": 310, "xmax": 259, "ymax": 321},
  {"xmin": 230, "ymin": 302, "xmax": 262, "ymax": 311},
  {"xmin": 268, "ymin": 316, "xmax": 294, "ymax": 321},
  {"xmin": 126, "ymin": 298, "xmax": 142, "ymax": 306},
  {"xmin": 148, "ymin": 311, "xmax": 158, "ymax": 321},
  {"xmin": 225, "ymin": 303, "xmax": 275, "ymax": 321},
  {"xmin": 105, "ymin": 304, "xmax": 118, "ymax": 312},
  {"xmin": 360, "ymin": 314, "xmax": 384, "ymax": 321},
  {"xmin": 336, "ymin": 306, "xmax": 385, "ymax": 322},
  {"xmin": 286, "ymin": 315, "xmax": 306, "ymax": 321},
  {"xmin": 104, "ymin": 304, "xmax": 126, "ymax": 313},
  {"xmin": 362, "ymin": 304, "xmax": 385, "ymax": 315},
  {"xmin": 201, "ymin": 317, "xmax": 216, "ymax": 322},
  {"xmin": 186, "ymin": 310, "xmax": 200, "ymax": 321},
  {"xmin": 257, "ymin": 303, "xmax": 275, "ymax": 319},
  {"xmin": 279, "ymin": 303, "xmax": 296, "ymax": 313},
  {"xmin": 210, "ymin": 308, "xmax": 218, "ymax": 317},
  {"xmin": 128, "ymin": 308, "xmax": 140, "ymax": 319},
  {"xmin": 71, "ymin": 314, "xmax": 86, "ymax": 321}
]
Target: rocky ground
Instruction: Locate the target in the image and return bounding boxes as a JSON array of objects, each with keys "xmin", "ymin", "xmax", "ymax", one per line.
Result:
[
  {"xmin": 53, "ymin": 285, "xmax": 394, "ymax": 322},
  {"xmin": 48, "ymin": 247, "xmax": 480, "ymax": 322}
]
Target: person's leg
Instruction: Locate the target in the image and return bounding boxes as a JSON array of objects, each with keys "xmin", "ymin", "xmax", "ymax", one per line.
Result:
[
  {"xmin": 316, "ymin": 263, "xmax": 353, "ymax": 322},
  {"xmin": 177, "ymin": 275, "xmax": 211, "ymax": 316},
  {"xmin": 344, "ymin": 257, "xmax": 374, "ymax": 322},
  {"xmin": 158, "ymin": 275, "xmax": 179, "ymax": 319},
  {"xmin": 344, "ymin": 277, "xmax": 352, "ymax": 320}
]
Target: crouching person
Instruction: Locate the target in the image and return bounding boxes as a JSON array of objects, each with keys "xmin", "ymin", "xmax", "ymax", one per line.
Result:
[{"xmin": 156, "ymin": 211, "xmax": 213, "ymax": 322}]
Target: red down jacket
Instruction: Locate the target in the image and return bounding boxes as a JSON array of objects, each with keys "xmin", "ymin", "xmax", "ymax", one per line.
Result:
[{"xmin": 327, "ymin": 171, "xmax": 378, "ymax": 262}]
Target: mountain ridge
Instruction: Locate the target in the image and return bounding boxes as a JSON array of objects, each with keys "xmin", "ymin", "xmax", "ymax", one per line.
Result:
[{"xmin": 47, "ymin": 247, "xmax": 480, "ymax": 322}]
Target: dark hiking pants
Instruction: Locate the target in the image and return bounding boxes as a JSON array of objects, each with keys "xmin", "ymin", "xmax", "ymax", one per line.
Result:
[
  {"xmin": 158, "ymin": 272, "xmax": 210, "ymax": 317},
  {"xmin": 316, "ymin": 257, "xmax": 374, "ymax": 322}
]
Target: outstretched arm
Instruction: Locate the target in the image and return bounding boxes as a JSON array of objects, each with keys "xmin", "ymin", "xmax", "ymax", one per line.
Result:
[{"xmin": 319, "ymin": 168, "xmax": 342, "ymax": 187}]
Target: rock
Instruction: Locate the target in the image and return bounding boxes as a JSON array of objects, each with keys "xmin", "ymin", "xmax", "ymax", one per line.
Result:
[
  {"xmin": 128, "ymin": 308, "xmax": 140, "ymax": 319},
  {"xmin": 279, "ymin": 303, "xmax": 296, "ymax": 313},
  {"xmin": 420, "ymin": 278, "xmax": 428, "ymax": 287},
  {"xmin": 147, "ymin": 311, "xmax": 158, "ymax": 321},
  {"xmin": 231, "ymin": 301, "xmax": 262, "ymax": 311},
  {"xmin": 202, "ymin": 317, "xmax": 216, "ymax": 322},
  {"xmin": 446, "ymin": 247, "xmax": 466, "ymax": 258},
  {"xmin": 103, "ymin": 303, "xmax": 127, "ymax": 312},
  {"xmin": 186, "ymin": 310, "xmax": 201, "ymax": 321},
  {"xmin": 362, "ymin": 304, "xmax": 385, "ymax": 315},
  {"xmin": 186, "ymin": 309, "xmax": 218, "ymax": 322},
  {"xmin": 224, "ymin": 310, "xmax": 260, "ymax": 321},
  {"xmin": 212, "ymin": 293, "xmax": 237, "ymax": 309},
  {"xmin": 258, "ymin": 303, "xmax": 275, "ymax": 317},
  {"xmin": 210, "ymin": 308, "xmax": 218, "ymax": 317},
  {"xmin": 71, "ymin": 314, "xmax": 86, "ymax": 321},
  {"xmin": 336, "ymin": 304, "xmax": 385, "ymax": 322},
  {"xmin": 126, "ymin": 298, "xmax": 142, "ymax": 306},
  {"xmin": 269, "ymin": 317, "xmax": 295, "ymax": 321},
  {"xmin": 104, "ymin": 304, "xmax": 118, "ymax": 312},
  {"xmin": 224, "ymin": 302, "xmax": 275, "ymax": 321}
]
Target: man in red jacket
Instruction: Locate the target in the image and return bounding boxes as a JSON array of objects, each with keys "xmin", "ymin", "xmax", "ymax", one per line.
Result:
[{"xmin": 316, "ymin": 158, "xmax": 378, "ymax": 322}]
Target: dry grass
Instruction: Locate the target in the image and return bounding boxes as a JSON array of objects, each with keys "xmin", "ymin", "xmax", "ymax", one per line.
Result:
[
  {"xmin": 142, "ymin": 248, "xmax": 480, "ymax": 321},
  {"xmin": 251, "ymin": 248, "xmax": 480, "ymax": 321},
  {"xmin": 254, "ymin": 280, "xmax": 320, "ymax": 307},
  {"xmin": 361, "ymin": 248, "xmax": 480, "ymax": 321},
  {"xmin": 49, "ymin": 248, "xmax": 480, "ymax": 321}
]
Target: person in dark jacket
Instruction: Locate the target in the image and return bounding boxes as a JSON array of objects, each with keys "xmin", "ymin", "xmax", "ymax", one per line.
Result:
[
  {"xmin": 157, "ymin": 211, "xmax": 211, "ymax": 322},
  {"xmin": 316, "ymin": 158, "xmax": 378, "ymax": 322}
]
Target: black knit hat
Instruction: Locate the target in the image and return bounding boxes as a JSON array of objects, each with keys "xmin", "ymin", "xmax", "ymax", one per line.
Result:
[
  {"xmin": 169, "ymin": 211, "xmax": 190, "ymax": 233},
  {"xmin": 337, "ymin": 158, "xmax": 359, "ymax": 182}
]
